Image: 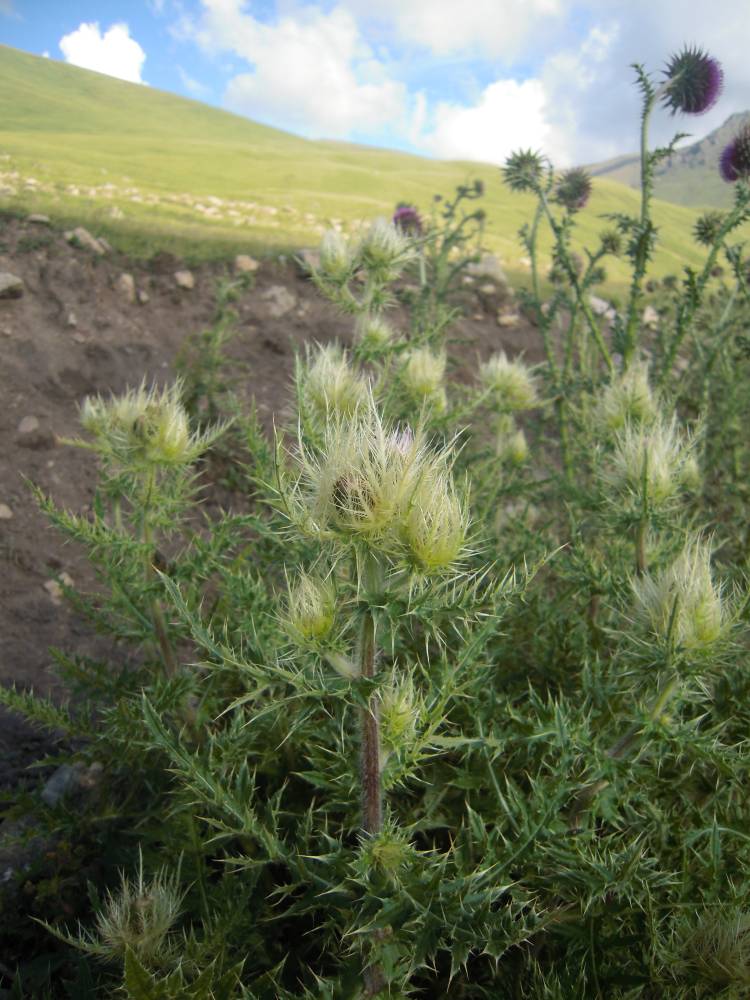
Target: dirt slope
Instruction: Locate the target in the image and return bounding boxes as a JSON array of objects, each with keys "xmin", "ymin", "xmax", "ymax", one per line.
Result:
[{"xmin": 0, "ymin": 214, "xmax": 540, "ymax": 789}]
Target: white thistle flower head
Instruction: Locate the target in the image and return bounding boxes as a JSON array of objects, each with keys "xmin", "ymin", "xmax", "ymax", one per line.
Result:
[
  {"xmin": 293, "ymin": 399, "xmax": 429, "ymax": 544},
  {"xmin": 479, "ymin": 352, "xmax": 538, "ymax": 411},
  {"xmin": 80, "ymin": 380, "xmax": 216, "ymax": 468},
  {"xmin": 93, "ymin": 855, "xmax": 183, "ymax": 963},
  {"xmin": 356, "ymin": 217, "xmax": 414, "ymax": 279},
  {"xmin": 594, "ymin": 359, "xmax": 659, "ymax": 433},
  {"xmin": 603, "ymin": 416, "xmax": 697, "ymax": 505},
  {"xmin": 402, "ymin": 469, "xmax": 468, "ymax": 573},
  {"xmin": 284, "ymin": 571, "xmax": 336, "ymax": 645},
  {"xmin": 632, "ymin": 538, "xmax": 725, "ymax": 652},
  {"xmin": 402, "ymin": 347, "xmax": 447, "ymax": 410},
  {"xmin": 303, "ymin": 344, "xmax": 370, "ymax": 419},
  {"xmin": 318, "ymin": 229, "xmax": 353, "ymax": 282}
]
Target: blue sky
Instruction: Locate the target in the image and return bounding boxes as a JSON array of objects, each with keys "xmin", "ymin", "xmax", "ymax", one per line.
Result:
[{"xmin": 2, "ymin": 0, "xmax": 750, "ymax": 166}]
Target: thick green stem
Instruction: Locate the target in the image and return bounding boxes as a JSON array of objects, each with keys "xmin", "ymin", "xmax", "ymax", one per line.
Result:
[{"xmin": 635, "ymin": 517, "xmax": 648, "ymax": 577}]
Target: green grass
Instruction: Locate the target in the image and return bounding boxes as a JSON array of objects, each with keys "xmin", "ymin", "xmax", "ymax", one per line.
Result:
[{"xmin": 0, "ymin": 44, "xmax": 741, "ymax": 288}]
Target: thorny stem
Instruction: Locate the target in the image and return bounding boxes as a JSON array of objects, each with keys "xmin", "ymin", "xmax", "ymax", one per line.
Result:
[
  {"xmin": 141, "ymin": 467, "xmax": 178, "ymax": 677},
  {"xmin": 623, "ymin": 92, "xmax": 656, "ymax": 367},
  {"xmin": 358, "ymin": 572, "xmax": 386, "ymax": 996}
]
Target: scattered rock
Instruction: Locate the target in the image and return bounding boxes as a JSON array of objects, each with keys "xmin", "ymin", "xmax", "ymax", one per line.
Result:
[
  {"xmin": 72, "ymin": 332, "xmax": 87, "ymax": 343},
  {"xmin": 66, "ymin": 226, "xmax": 106, "ymax": 255},
  {"xmin": 40, "ymin": 760, "xmax": 101, "ymax": 807},
  {"xmin": 642, "ymin": 304, "xmax": 659, "ymax": 328},
  {"xmin": 466, "ymin": 254, "xmax": 509, "ymax": 289},
  {"xmin": 98, "ymin": 237, "xmax": 113, "ymax": 253},
  {"xmin": 0, "ymin": 272, "xmax": 24, "ymax": 299},
  {"xmin": 66, "ymin": 311, "xmax": 77, "ymax": 328},
  {"xmin": 590, "ymin": 295, "xmax": 616, "ymax": 321},
  {"xmin": 262, "ymin": 284, "xmax": 297, "ymax": 318},
  {"xmin": 43, "ymin": 572, "xmax": 74, "ymax": 606},
  {"xmin": 0, "ymin": 503, "xmax": 12, "ymax": 519},
  {"xmin": 234, "ymin": 254, "xmax": 259, "ymax": 274},
  {"xmin": 478, "ymin": 283, "xmax": 499, "ymax": 296},
  {"xmin": 461, "ymin": 275, "xmax": 475, "ymax": 286},
  {"xmin": 109, "ymin": 205, "xmax": 124, "ymax": 220},
  {"xmin": 27, "ymin": 213, "xmax": 50, "ymax": 225},
  {"xmin": 116, "ymin": 272, "xmax": 136, "ymax": 303},
  {"xmin": 17, "ymin": 415, "xmax": 39, "ymax": 434},
  {"xmin": 175, "ymin": 270, "xmax": 195, "ymax": 290},
  {"xmin": 497, "ymin": 311, "xmax": 521, "ymax": 328},
  {"xmin": 138, "ymin": 289, "xmax": 150, "ymax": 304}
]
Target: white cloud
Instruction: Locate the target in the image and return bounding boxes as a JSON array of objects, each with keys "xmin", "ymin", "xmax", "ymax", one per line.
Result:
[
  {"xmin": 420, "ymin": 78, "xmax": 553, "ymax": 166},
  {"xmin": 345, "ymin": 0, "xmax": 563, "ymax": 60},
  {"xmin": 184, "ymin": 2, "xmax": 406, "ymax": 138},
  {"xmin": 59, "ymin": 22, "xmax": 147, "ymax": 85}
]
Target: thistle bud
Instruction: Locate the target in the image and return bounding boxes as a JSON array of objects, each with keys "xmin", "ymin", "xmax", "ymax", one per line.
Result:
[
  {"xmin": 91, "ymin": 857, "xmax": 183, "ymax": 964},
  {"xmin": 402, "ymin": 472, "xmax": 468, "ymax": 573},
  {"xmin": 479, "ymin": 352, "xmax": 538, "ymax": 411},
  {"xmin": 285, "ymin": 571, "xmax": 336, "ymax": 645},
  {"xmin": 631, "ymin": 538, "xmax": 725, "ymax": 652},
  {"xmin": 602, "ymin": 416, "xmax": 696, "ymax": 506},
  {"xmin": 693, "ymin": 210, "xmax": 726, "ymax": 246},
  {"xmin": 303, "ymin": 344, "xmax": 370, "ymax": 418},
  {"xmin": 356, "ymin": 217, "xmax": 414, "ymax": 279},
  {"xmin": 498, "ymin": 426, "xmax": 528, "ymax": 465},
  {"xmin": 554, "ymin": 168, "xmax": 592, "ymax": 212},
  {"xmin": 319, "ymin": 229, "xmax": 353, "ymax": 282},
  {"xmin": 80, "ymin": 381, "xmax": 219, "ymax": 468},
  {"xmin": 502, "ymin": 149, "xmax": 545, "ymax": 193},
  {"xmin": 594, "ymin": 360, "xmax": 659, "ymax": 434},
  {"xmin": 402, "ymin": 347, "xmax": 447, "ymax": 410},
  {"xmin": 355, "ymin": 313, "xmax": 395, "ymax": 349},
  {"xmin": 380, "ymin": 674, "xmax": 418, "ymax": 755}
]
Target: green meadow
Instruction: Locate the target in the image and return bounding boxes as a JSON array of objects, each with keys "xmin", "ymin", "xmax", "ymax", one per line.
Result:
[{"xmin": 0, "ymin": 44, "xmax": 736, "ymax": 288}]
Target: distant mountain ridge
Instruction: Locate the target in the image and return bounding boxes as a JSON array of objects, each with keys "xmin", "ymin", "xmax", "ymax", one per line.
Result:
[{"xmin": 588, "ymin": 111, "xmax": 750, "ymax": 208}]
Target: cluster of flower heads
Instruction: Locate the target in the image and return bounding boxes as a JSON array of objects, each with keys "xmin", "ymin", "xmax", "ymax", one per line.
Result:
[
  {"xmin": 317, "ymin": 217, "xmax": 415, "ymax": 286},
  {"xmin": 289, "ymin": 396, "xmax": 467, "ymax": 574},
  {"xmin": 79, "ymin": 380, "xmax": 224, "ymax": 470},
  {"xmin": 632, "ymin": 538, "xmax": 726, "ymax": 653}
]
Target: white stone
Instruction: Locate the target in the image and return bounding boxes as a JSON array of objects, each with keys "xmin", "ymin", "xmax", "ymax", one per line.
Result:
[
  {"xmin": 261, "ymin": 284, "xmax": 297, "ymax": 318},
  {"xmin": 116, "ymin": 273, "xmax": 136, "ymax": 303},
  {"xmin": 642, "ymin": 305, "xmax": 659, "ymax": 328},
  {"xmin": 138, "ymin": 289, "xmax": 149, "ymax": 304},
  {"xmin": 66, "ymin": 227, "xmax": 106, "ymax": 255},
  {"xmin": 17, "ymin": 416, "xmax": 39, "ymax": 434},
  {"xmin": 0, "ymin": 273, "xmax": 24, "ymax": 299},
  {"xmin": 175, "ymin": 270, "xmax": 195, "ymax": 290},
  {"xmin": 234, "ymin": 254, "xmax": 259, "ymax": 274},
  {"xmin": 0, "ymin": 504, "xmax": 12, "ymax": 519},
  {"xmin": 27, "ymin": 213, "xmax": 50, "ymax": 225}
]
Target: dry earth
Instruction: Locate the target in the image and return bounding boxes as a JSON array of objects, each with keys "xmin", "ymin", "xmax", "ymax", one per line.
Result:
[{"xmin": 0, "ymin": 214, "xmax": 542, "ymax": 792}]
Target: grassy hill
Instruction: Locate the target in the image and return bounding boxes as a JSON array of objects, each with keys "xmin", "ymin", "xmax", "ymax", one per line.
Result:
[
  {"xmin": 589, "ymin": 111, "xmax": 750, "ymax": 208},
  {"xmin": 0, "ymin": 44, "xmax": 734, "ymax": 289}
]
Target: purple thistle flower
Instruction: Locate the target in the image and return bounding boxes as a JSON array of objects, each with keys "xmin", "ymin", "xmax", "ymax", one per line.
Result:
[
  {"xmin": 719, "ymin": 125, "xmax": 750, "ymax": 182},
  {"xmin": 662, "ymin": 46, "xmax": 723, "ymax": 116},
  {"xmin": 392, "ymin": 203, "xmax": 423, "ymax": 236},
  {"xmin": 554, "ymin": 168, "xmax": 592, "ymax": 212}
]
